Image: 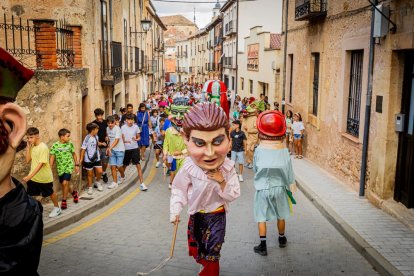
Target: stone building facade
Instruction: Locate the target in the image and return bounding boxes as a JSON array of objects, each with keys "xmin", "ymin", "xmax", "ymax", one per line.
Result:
[
  {"xmin": 282, "ymin": 0, "xmax": 414, "ymax": 209},
  {"xmin": 238, "ymin": 27, "xmax": 282, "ymax": 103},
  {"xmin": 221, "ymin": 0, "xmax": 237, "ymax": 94}
]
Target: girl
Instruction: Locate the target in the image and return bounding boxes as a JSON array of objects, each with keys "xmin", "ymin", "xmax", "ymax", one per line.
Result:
[
  {"xmin": 136, "ymin": 103, "xmax": 152, "ymax": 161},
  {"xmin": 285, "ymin": 110, "xmax": 293, "ymax": 154},
  {"xmin": 253, "ymin": 110, "xmax": 295, "ymax": 256},
  {"xmin": 292, "ymin": 112, "xmax": 305, "ymax": 159},
  {"xmin": 150, "ymin": 109, "xmax": 160, "ymax": 144}
]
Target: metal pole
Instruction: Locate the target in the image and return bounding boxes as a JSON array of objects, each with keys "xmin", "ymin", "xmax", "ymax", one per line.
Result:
[
  {"xmin": 359, "ymin": 0, "xmax": 377, "ymax": 197},
  {"xmin": 282, "ymin": 0, "xmax": 289, "ymax": 114}
]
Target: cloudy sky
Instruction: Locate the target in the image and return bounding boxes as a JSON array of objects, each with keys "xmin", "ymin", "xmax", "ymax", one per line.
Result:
[{"xmin": 152, "ymin": 0, "xmax": 222, "ymax": 29}]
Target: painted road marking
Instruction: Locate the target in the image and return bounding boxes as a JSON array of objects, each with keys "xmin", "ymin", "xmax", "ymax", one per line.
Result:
[{"xmin": 43, "ymin": 164, "xmax": 158, "ymax": 247}]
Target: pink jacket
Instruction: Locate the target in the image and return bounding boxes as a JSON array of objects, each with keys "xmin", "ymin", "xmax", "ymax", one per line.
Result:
[{"xmin": 170, "ymin": 157, "xmax": 241, "ymax": 222}]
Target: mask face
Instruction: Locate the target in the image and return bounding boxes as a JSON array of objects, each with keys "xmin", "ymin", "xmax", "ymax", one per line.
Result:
[
  {"xmin": 170, "ymin": 104, "xmax": 190, "ymax": 131},
  {"xmin": 246, "ymin": 104, "xmax": 257, "ymax": 113}
]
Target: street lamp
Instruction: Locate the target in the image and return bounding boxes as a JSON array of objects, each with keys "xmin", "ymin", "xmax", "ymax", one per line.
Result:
[{"xmin": 131, "ymin": 19, "xmax": 152, "ymax": 34}]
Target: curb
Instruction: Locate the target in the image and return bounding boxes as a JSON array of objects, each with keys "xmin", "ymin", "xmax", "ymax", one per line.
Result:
[
  {"xmin": 43, "ymin": 148, "xmax": 153, "ymax": 236},
  {"xmin": 295, "ymin": 174, "xmax": 403, "ymax": 276}
]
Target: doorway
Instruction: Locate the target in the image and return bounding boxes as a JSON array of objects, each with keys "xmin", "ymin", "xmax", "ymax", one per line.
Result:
[{"xmin": 395, "ymin": 51, "xmax": 414, "ymax": 208}]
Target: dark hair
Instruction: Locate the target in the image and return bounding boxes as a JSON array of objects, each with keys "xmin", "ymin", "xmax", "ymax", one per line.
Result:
[
  {"xmin": 232, "ymin": 120, "xmax": 241, "ymax": 127},
  {"xmin": 138, "ymin": 103, "xmax": 146, "ymax": 111},
  {"xmin": 107, "ymin": 115, "xmax": 115, "ymax": 123},
  {"xmin": 183, "ymin": 103, "xmax": 229, "ymax": 139},
  {"xmin": 294, "ymin": 112, "xmax": 302, "ymax": 121},
  {"xmin": 286, "ymin": 110, "xmax": 293, "ymax": 119},
  {"xmin": 159, "ymin": 117, "xmax": 166, "ymax": 123},
  {"xmin": 86, "ymin": 123, "xmax": 99, "ymax": 133},
  {"xmin": 26, "ymin": 127, "xmax": 39, "ymax": 136},
  {"xmin": 113, "ymin": 114, "xmax": 120, "ymax": 121},
  {"xmin": 125, "ymin": 113, "xmax": 135, "ymax": 120},
  {"xmin": 126, "ymin": 103, "xmax": 133, "ymax": 109},
  {"xmin": 94, "ymin": 108, "xmax": 104, "ymax": 116},
  {"xmin": 120, "ymin": 107, "xmax": 126, "ymax": 113},
  {"xmin": 58, "ymin": 128, "xmax": 71, "ymax": 137},
  {"xmin": 151, "ymin": 109, "xmax": 159, "ymax": 116}
]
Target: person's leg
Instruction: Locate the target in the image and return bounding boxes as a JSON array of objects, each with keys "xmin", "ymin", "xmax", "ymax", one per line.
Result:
[
  {"xmin": 239, "ymin": 163, "xmax": 243, "ymax": 175},
  {"xmin": 155, "ymin": 149, "xmax": 160, "ymax": 162},
  {"xmin": 298, "ymin": 139, "xmax": 303, "ymax": 157},
  {"xmin": 87, "ymin": 170, "xmax": 94, "ymax": 187},
  {"xmin": 277, "ymin": 219, "xmax": 287, "ymax": 248},
  {"xmin": 61, "ymin": 180, "xmax": 69, "ymax": 200},
  {"xmin": 258, "ymin": 222, "xmax": 267, "ymax": 236},
  {"xmin": 294, "ymin": 139, "xmax": 298, "ymax": 157},
  {"xmin": 253, "ymin": 222, "xmax": 268, "ymax": 255},
  {"xmin": 118, "ymin": 166, "xmax": 125, "ymax": 178},
  {"xmin": 49, "ymin": 192, "xmax": 59, "ymax": 207},
  {"xmin": 111, "ymin": 165, "xmax": 117, "ymax": 182},
  {"xmin": 136, "ymin": 164, "xmax": 144, "ymax": 183},
  {"xmin": 95, "ymin": 167, "xmax": 103, "ymax": 181}
]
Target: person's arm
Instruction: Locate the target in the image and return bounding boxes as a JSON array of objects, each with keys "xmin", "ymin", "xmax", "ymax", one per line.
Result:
[
  {"xmin": 163, "ymin": 131, "xmax": 170, "ymax": 157},
  {"xmin": 148, "ymin": 112, "xmax": 153, "ymax": 129},
  {"xmin": 72, "ymin": 152, "xmax": 79, "ymax": 173},
  {"xmin": 25, "ymin": 144, "xmax": 32, "ymax": 164},
  {"xmin": 23, "ymin": 162, "xmax": 45, "ymax": 183},
  {"xmin": 50, "ymin": 155, "xmax": 55, "ymax": 168},
  {"xmin": 170, "ymin": 169, "xmax": 191, "ymax": 223},
  {"xmin": 122, "ymin": 133, "xmax": 129, "ymax": 144}
]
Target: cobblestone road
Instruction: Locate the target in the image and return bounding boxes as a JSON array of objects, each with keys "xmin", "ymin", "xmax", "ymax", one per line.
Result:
[{"xmin": 39, "ymin": 161, "xmax": 379, "ymax": 276}]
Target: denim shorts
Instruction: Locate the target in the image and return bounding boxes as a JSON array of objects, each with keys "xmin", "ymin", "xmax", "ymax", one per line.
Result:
[
  {"xmin": 109, "ymin": 150, "xmax": 125, "ymax": 167},
  {"xmin": 231, "ymin": 151, "xmax": 244, "ymax": 165},
  {"xmin": 293, "ymin": 134, "xmax": 302, "ymax": 140}
]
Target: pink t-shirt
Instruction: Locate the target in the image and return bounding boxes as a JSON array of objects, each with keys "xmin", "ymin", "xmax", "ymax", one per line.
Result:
[
  {"xmin": 170, "ymin": 157, "xmax": 241, "ymax": 221},
  {"xmin": 158, "ymin": 101, "xmax": 168, "ymax": 108}
]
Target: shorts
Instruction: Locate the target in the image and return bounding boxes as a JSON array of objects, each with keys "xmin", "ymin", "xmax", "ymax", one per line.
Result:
[
  {"xmin": 154, "ymin": 143, "xmax": 163, "ymax": 150},
  {"xmin": 231, "ymin": 151, "xmax": 244, "ymax": 165},
  {"xmin": 83, "ymin": 161, "xmax": 102, "ymax": 170},
  {"xmin": 123, "ymin": 148, "xmax": 140, "ymax": 166},
  {"xmin": 170, "ymin": 159, "xmax": 177, "ymax": 172},
  {"xmin": 109, "ymin": 150, "xmax": 125, "ymax": 167},
  {"xmin": 27, "ymin": 180, "xmax": 54, "ymax": 197},
  {"xmin": 58, "ymin": 173, "xmax": 72, "ymax": 183},
  {"xmin": 293, "ymin": 134, "xmax": 302, "ymax": 140},
  {"xmin": 99, "ymin": 147, "xmax": 109, "ymax": 163},
  {"xmin": 167, "ymin": 156, "xmax": 174, "ymax": 164}
]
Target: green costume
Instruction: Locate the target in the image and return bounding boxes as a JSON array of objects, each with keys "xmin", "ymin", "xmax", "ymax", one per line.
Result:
[
  {"xmin": 50, "ymin": 141, "xmax": 75, "ymax": 175},
  {"xmin": 163, "ymin": 127, "xmax": 187, "ymax": 170}
]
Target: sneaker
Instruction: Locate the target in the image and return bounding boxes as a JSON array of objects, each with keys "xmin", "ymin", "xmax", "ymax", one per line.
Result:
[
  {"xmin": 49, "ymin": 207, "xmax": 61, "ymax": 218},
  {"xmin": 61, "ymin": 200, "xmax": 67, "ymax": 210},
  {"xmin": 93, "ymin": 182, "xmax": 98, "ymax": 188},
  {"xmin": 102, "ymin": 173, "xmax": 109, "ymax": 183},
  {"xmin": 238, "ymin": 174, "xmax": 244, "ymax": 182},
  {"xmin": 72, "ymin": 191, "xmax": 79, "ymax": 203},
  {"xmin": 168, "ymin": 183, "xmax": 172, "ymax": 190},
  {"xmin": 87, "ymin": 187, "xmax": 93, "ymax": 195},
  {"xmin": 279, "ymin": 236, "xmax": 287, "ymax": 248},
  {"xmin": 96, "ymin": 182, "xmax": 103, "ymax": 191},
  {"xmin": 247, "ymin": 164, "xmax": 253, "ymax": 169},
  {"xmin": 140, "ymin": 183, "xmax": 148, "ymax": 191},
  {"xmin": 108, "ymin": 182, "xmax": 118, "ymax": 189},
  {"xmin": 253, "ymin": 243, "xmax": 267, "ymax": 256},
  {"xmin": 166, "ymin": 169, "xmax": 171, "ymax": 176},
  {"xmin": 156, "ymin": 161, "xmax": 160, "ymax": 168},
  {"xmin": 118, "ymin": 176, "xmax": 125, "ymax": 184}
]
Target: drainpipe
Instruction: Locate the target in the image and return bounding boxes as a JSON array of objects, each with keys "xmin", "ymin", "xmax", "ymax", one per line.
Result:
[
  {"xmin": 359, "ymin": 0, "xmax": 377, "ymax": 197},
  {"xmin": 281, "ymin": 0, "xmax": 289, "ymax": 114},
  {"xmin": 235, "ymin": 0, "xmax": 239, "ymax": 98}
]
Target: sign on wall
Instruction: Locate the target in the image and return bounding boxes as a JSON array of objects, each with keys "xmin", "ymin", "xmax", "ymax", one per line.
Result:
[{"xmin": 247, "ymin": 43, "xmax": 259, "ymax": 71}]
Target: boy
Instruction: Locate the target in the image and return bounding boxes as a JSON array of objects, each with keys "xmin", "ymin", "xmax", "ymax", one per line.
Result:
[
  {"xmin": 23, "ymin": 127, "xmax": 61, "ymax": 218},
  {"xmin": 121, "ymin": 113, "xmax": 147, "ymax": 191},
  {"xmin": 107, "ymin": 115, "xmax": 126, "ymax": 189},
  {"xmin": 80, "ymin": 123, "xmax": 103, "ymax": 195},
  {"xmin": 91, "ymin": 108, "xmax": 109, "ymax": 183},
  {"xmin": 153, "ymin": 117, "xmax": 165, "ymax": 168},
  {"xmin": 50, "ymin": 128, "xmax": 79, "ymax": 209},
  {"xmin": 230, "ymin": 120, "xmax": 247, "ymax": 182}
]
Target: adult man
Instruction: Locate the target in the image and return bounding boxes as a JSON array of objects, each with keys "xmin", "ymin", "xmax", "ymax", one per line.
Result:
[
  {"xmin": 0, "ymin": 47, "xmax": 43, "ymax": 275},
  {"xmin": 120, "ymin": 103, "xmax": 137, "ymax": 126},
  {"xmin": 242, "ymin": 102, "xmax": 259, "ymax": 169},
  {"xmin": 91, "ymin": 108, "xmax": 109, "ymax": 183}
]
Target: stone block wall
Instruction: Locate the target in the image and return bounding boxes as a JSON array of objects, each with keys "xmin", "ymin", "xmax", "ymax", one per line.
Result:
[{"xmin": 12, "ymin": 69, "xmax": 88, "ymax": 198}]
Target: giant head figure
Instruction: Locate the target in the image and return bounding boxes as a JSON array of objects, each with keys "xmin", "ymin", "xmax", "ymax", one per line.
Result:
[
  {"xmin": 0, "ymin": 48, "xmax": 33, "ymax": 191},
  {"xmin": 169, "ymin": 97, "xmax": 192, "ymax": 132},
  {"xmin": 182, "ymin": 102, "xmax": 231, "ymax": 171},
  {"xmin": 256, "ymin": 110, "xmax": 286, "ymax": 141}
]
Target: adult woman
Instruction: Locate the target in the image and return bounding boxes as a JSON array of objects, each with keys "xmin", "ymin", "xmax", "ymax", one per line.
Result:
[{"xmin": 136, "ymin": 103, "xmax": 152, "ymax": 161}]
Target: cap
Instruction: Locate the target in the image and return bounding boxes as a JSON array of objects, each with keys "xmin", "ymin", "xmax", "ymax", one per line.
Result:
[{"xmin": 256, "ymin": 110, "xmax": 286, "ymax": 137}]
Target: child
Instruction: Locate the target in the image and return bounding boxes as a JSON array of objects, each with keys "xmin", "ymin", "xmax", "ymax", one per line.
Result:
[
  {"xmin": 292, "ymin": 112, "xmax": 305, "ymax": 159},
  {"xmin": 113, "ymin": 114, "xmax": 121, "ymax": 127},
  {"xmin": 232, "ymin": 106, "xmax": 240, "ymax": 121},
  {"xmin": 91, "ymin": 108, "xmax": 109, "ymax": 183},
  {"xmin": 153, "ymin": 117, "xmax": 165, "ymax": 168},
  {"xmin": 80, "ymin": 123, "xmax": 103, "ymax": 194},
  {"xmin": 230, "ymin": 120, "xmax": 247, "ymax": 182},
  {"xmin": 285, "ymin": 110, "xmax": 293, "ymax": 154},
  {"xmin": 121, "ymin": 113, "xmax": 147, "ymax": 191},
  {"xmin": 107, "ymin": 115, "xmax": 126, "ymax": 189},
  {"xmin": 50, "ymin": 128, "xmax": 79, "ymax": 209},
  {"xmin": 170, "ymin": 103, "xmax": 240, "ymax": 276},
  {"xmin": 253, "ymin": 110, "xmax": 295, "ymax": 256},
  {"xmin": 23, "ymin": 127, "xmax": 61, "ymax": 218}
]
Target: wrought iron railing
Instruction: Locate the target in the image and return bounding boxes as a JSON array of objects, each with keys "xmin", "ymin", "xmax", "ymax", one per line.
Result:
[
  {"xmin": 55, "ymin": 19, "xmax": 74, "ymax": 68},
  {"xmin": 346, "ymin": 50, "xmax": 363, "ymax": 137},
  {"xmin": 295, "ymin": 0, "xmax": 327, "ymax": 21},
  {"xmin": 134, "ymin": 47, "xmax": 140, "ymax": 72},
  {"xmin": 101, "ymin": 41, "xmax": 122, "ymax": 85},
  {"xmin": 0, "ymin": 14, "xmax": 40, "ymax": 68}
]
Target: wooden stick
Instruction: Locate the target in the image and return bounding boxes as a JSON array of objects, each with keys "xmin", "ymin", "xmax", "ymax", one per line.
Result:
[{"xmin": 170, "ymin": 218, "xmax": 179, "ymax": 257}]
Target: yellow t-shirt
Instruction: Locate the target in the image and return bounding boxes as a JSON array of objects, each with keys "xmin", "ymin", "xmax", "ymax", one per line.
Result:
[{"xmin": 30, "ymin": 142, "xmax": 53, "ymax": 183}]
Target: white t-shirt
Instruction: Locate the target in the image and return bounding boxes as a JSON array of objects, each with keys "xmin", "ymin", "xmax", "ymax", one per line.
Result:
[
  {"xmin": 81, "ymin": 134, "xmax": 101, "ymax": 163},
  {"xmin": 292, "ymin": 121, "xmax": 305, "ymax": 135},
  {"xmin": 107, "ymin": 125, "xmax": 125, "ymax": 152},
  {"xmin": 121, "ymin": 124, "xmax": 140, "ymax": 150}
]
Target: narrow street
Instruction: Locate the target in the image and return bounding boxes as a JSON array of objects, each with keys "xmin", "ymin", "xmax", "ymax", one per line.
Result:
[{"xmin": 39, "ymin": 159, "xmax": 378, "ymax": 276}]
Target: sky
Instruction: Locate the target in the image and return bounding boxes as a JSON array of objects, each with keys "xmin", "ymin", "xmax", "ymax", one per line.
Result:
[{"xmin": 152, "ymin": 0, "xmax": 222, "ymax": 29}]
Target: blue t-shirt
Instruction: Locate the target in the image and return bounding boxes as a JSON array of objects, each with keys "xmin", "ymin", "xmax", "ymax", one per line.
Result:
[{"xmin": 163, "ymin": 119, "xmax": 171, "ymax": 131}]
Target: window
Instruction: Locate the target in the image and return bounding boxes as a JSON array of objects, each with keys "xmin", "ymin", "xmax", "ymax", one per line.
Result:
[
  {"xmin": 124, "ymin": 19, "xmax": 128, "ymax": 70},
  {"xmin": 288, "ymin": 54, "xmax": 293, "ymax": 102},
  {"xmin": 232, "ymin": 76, "xmax": 235, "ymax": 90},
  {"xmin": 312, "ymin": 53, "xmax": 320, "ymax": 116},
  {"xmin": 249, "ymin": 79, "xmax": 253, "ymax": 94},
  {"xmin": 241, "ymin": 77, "xmax": 244, "ymax": 90},
  {"xmin": 347, "ymin": 50, "xmax": 364, "ymax": 137}
]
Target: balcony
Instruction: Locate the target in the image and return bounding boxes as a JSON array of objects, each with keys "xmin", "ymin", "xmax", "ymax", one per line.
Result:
[
  {"xmin": 124, "ymin": 46, "xmax": 141, "ymax": 75},
  {"xmin": 223, "ymin": 57, "xmax": 234, "ymax": 68},
  {"xmin": 295, "ymin": 0, "xmax": 327, "ymax": 21},
  {"xmin": 225, "ymin": 20, "xmax": 236, "ymax": 36},
  {"xmin": 147, "ymin": 59, "xmax": 158, "ymax": 75},
  {"xmin": 101, "ymin": 41, "xmax": 123, "ymax": 86}
]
